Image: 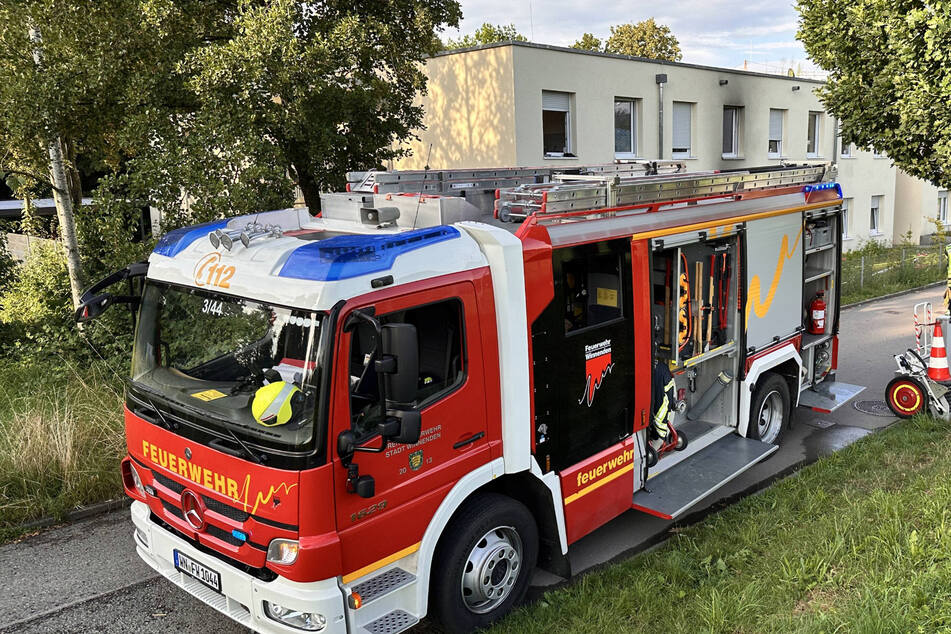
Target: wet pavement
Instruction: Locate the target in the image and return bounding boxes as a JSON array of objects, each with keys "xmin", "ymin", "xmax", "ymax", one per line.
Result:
[{"xmin": 0, "ymin": 286, "xmax": 941, "ymax": 633}]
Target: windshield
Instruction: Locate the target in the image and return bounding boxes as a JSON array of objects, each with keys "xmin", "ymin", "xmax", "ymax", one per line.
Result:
[{"xmin": 131, "ymin": 282, "xmax": 325, "ymax": 450}]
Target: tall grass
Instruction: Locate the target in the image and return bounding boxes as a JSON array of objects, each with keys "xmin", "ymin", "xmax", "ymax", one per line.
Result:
[
  {"xmin": 0, "ymin": 358, "xmax": 125, "ymax": 540},
  {"xmin": 841, "ymin": 242, "xmax": 946, "ymax": 305}
]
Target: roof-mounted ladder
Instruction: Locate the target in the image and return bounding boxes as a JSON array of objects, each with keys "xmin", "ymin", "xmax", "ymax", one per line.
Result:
[{"xmin": 495, "ymin": 163, "xmax": 833, "ymax": 223}]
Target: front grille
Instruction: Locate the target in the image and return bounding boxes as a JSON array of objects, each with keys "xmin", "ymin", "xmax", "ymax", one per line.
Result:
[
  {"xmin": 152, "ymin": 471, "xmax": 185, "ymax": 494},
  {"xmin": 203, "ymin": 495, "xmax": 250, "ymax": 522},
  {"xmin": 149, "ymin": 512, "xmax": 277, "ymax": 582},
  {"xmin": 161, "ymin": 498, "xmax": 184, "ymax": 520},
  {"xmin": 206, "ymin": 523, "xmax": 245, "ymax": 547}
]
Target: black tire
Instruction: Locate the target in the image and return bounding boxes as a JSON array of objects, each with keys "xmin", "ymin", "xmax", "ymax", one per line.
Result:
[
  {"xmin": 748, "ymin": 373, "xmax": 789, "ymax": 445},
  {"xmin": 675, "ymin": 430, "xmax": 688, "ymax": 451},
  {"xmin": 646, "ymin": 444, "xmax": 659, "ymax": 467},
  {"xmin": 430, "ymin": 493, "xmax": 538, "ymax": 632}
]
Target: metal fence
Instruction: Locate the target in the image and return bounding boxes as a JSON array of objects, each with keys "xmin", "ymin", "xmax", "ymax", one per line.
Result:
[{"xmin": 840, "ymin": 243, "xmax": 948, "ymax": 302}]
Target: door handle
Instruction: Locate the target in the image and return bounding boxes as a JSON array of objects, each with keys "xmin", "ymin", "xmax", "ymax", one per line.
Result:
[{"xmin": 453, "ymin": 432, "xmax": 485, "ymax": 450}]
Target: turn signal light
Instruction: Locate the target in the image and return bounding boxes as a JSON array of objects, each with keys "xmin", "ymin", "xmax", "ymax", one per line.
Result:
[
  {"xmin": 348, "ymin": 592, "xmax": 363, "ymax": 609},
  {"xmin": 266, "ymin": 539, "xmax": 300, "ymax": 565}
]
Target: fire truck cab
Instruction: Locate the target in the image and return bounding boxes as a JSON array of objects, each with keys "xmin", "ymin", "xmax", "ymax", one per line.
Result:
[{"xmin": 78, "ymin": 161, "xmax": 862, "ymax": 633}]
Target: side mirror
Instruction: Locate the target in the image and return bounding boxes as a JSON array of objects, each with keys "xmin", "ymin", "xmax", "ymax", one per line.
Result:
[
  {"xmin": 386, "ymin": 408, "xmax": 421, "ymax": 444},
  {"xmin": 75, "ymin": 293, "xmax": 120, "ymax": 323},
  {"xmin": 378, "ymin": 323, "xmax": 418, "ymax": 404},
  {"xmin": 73, "ymin": 262, "xmax": 149, "ymax": 324}
]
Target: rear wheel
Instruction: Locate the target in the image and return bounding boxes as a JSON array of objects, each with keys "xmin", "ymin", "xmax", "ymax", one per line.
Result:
[
  {"xmin": 646, "ymin": 445, "xmax": 659, "ymax": 467},
  {"xmin": 749, "ymin": 373, "xmax": 789, "ymax": 445},
  {"xmin": 430, "ymin": 493, "xmax": 538, "ymax": 632},
  {"xmin": 675, "ymin": 430, "xmax": 688, "ymax": 451},
  {"xmin": 886, "ymin": 376, "xmax": 927, "ymax": 419}
]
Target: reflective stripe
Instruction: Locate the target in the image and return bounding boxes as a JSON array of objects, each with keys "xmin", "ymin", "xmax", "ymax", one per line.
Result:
[
  {"xmin": 654, "ymin": 398, "xmax": 670, "ymax": 424},
  {"xmin": 259, "ymin": 382, "xmax": 297, "ymax": 424},
  {"xmin": 664, "ymin": 379, "xmax": 676, "ymax": 393}
]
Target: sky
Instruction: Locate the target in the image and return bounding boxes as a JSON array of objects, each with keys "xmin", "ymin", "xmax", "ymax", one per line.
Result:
[{"xmin": 447, "ymin": 0, "xmax": 825, "ymax": 78}]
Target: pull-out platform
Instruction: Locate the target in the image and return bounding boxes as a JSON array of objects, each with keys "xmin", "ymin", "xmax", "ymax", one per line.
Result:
[
  {"xmin": 798, "ymin": 380, "xmax": 865, "ymax": 414},
  {"xmin": 632, "ymin": 434, "xmax": 777, "ymax": 520}
]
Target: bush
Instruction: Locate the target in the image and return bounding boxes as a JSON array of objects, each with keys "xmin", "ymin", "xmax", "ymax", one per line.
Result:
[{"xmin": 0, "ymin": 242, "xmax": 82, "ymax": 356}]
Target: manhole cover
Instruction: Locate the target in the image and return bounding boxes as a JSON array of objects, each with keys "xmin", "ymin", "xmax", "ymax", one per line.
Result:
[
  {"xmin": 804, "ymin": 419, "xmax": 837, "ymax": 429},
  {"xmin": 853, "ymin": 400, "xmax": 893, "ymax": 417}
]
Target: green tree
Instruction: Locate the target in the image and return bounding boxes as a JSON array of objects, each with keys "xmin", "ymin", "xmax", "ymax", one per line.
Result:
[
  {"xmin": 797, "ymin": 1, "xmax": 951, "ymax": 187},
  {"xmin": 189, "ymin": 0, "xmax": 462, "ymax": 213},
  {"xmin": 604, "ymin": 18, "xmax": 682, "ymax": 61},
  {"xmin": 571, "ymin": 33, "xmax": 604, "ymax": 52},
  {"xmin": 444, "ymin": 22, "xmax": 526, "ymax": 50}
]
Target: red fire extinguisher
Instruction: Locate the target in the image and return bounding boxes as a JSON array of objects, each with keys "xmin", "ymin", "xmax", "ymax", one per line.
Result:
[{"xmin": 809, "ymin": 291, "xmax": 826, "ymax": 335}]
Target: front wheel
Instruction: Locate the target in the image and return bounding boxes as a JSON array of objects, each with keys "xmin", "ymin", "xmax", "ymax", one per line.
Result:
[
  {"xmin": 886, "ymin": 376, "xmax": 927, "ymax": 419},
  {"xmin": 430, "ymin": 493, "xmax": 538, "ymax": 632},
  {"xmin": 748, "ymin": 373, "xmax": 789, "ymax": 445}
]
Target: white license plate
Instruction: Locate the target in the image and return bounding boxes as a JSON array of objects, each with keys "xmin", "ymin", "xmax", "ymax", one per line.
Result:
[{"xmin": 174, "ymin": 550, "xmax": 221, "ymax": 593}]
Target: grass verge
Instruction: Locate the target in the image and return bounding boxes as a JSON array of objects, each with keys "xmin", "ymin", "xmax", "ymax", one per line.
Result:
[
  {"xmin": 0, "ymin": 357, "xmax": 125, "ymax": 542},
  {"xmin": 841, "ymin": 243, "xmax": 945, "ymax": 306},
  {"xmin": 494, "ymin": 415, "xmax": 951, "ymax": 634}
]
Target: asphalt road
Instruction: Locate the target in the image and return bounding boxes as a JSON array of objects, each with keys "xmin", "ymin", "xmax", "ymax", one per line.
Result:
[{"xmin": 0, "ymin": 285, "xmax": 941, "ymax": 633}]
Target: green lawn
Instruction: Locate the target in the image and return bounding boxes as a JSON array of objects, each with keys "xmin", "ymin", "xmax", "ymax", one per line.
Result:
[
  {"xmin": 495, "ymin": 415, "xmax": 951, "ymax": 633},
  {"xmin": 0, "ymin": 358, "xmax": 125, "ymax": 541}
]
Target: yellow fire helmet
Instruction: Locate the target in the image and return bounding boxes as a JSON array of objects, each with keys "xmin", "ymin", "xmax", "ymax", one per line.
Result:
[{"xmin": 251, "ymin": 380, "xmax": 300, "ymax": 427}]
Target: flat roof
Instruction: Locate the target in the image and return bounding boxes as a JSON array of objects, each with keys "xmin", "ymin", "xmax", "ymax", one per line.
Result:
[{"xmin": 432, "ymin": 41, "xmax": 826, "ymax": 86}]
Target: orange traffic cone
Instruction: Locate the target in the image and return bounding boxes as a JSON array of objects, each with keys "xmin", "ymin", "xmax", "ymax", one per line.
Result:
[{"xmin": 929, "ymin": 321, "xmax": 951, "ymax": 382}]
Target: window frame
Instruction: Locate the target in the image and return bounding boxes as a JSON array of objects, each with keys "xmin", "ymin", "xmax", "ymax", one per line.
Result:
[
  {"xmin": 841, "ymin": 198, "xmax": 851, "ymax": 238},
  {"xmin": 614, "ymin": 97, "xmax": 639, "ymax": 159},
  {"xmin": 542, "ymin": 90, "xmax": 574, "ymax": 158},
  {"xmin": 939, "ymin": 191, "xmax": 948, "ymax": 224},
  {"xmin": 768, "ymin": 108, "xmax": 785, "ymax": 158},
  {"xmin": 722, "ymin": 106, "xmax": 741, "ymax": 158},
  {"xmin": 671, "ymin": 101, "xmax": 693, "ymax": 159},
  {"xmin": 840, "ymin": 142, "xmax": 853, "ymax": 158},
  {"xmin": 807, "ymin": 111, "xmax": 822, "ymax": 158},
  {"xmin": 346, "ymin": 297, "xmax": 468, "ymax": 441},
  {"xmin": 870, "ymin": 195, "xmax": 882, "ymax": 235}
]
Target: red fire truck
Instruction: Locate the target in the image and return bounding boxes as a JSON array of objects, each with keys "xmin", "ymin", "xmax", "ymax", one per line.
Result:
[{"xmin": 78, "ymin": 161, "xmax": 862, "ymax": 633}]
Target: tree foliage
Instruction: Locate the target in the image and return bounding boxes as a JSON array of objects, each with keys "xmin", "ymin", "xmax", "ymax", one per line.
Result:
[
  {"xmin": 798, "ymin": 1, "xmax": 951, "ymax": 187},
  {"xmin": 571, "ymin": 33, "xmax": 604, "ymax": 52},
  {"xmin": 443, "ymin": 22, "xmax": 526, "ymax": 49},
  {"xmin": 604, "ymin": 18, "xmax": 682, "ymax": 61}
]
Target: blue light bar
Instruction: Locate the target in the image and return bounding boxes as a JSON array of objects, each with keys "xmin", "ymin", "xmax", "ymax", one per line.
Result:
[
  {"xmin": 153, "ymin": 220, "xmax": 229, "ymax": 257},
  {"xmin": 279, "ymin": 226, "xmax": 460, "ymax": 282},
  {"xmin": 803, "ymin": 182, "xmax": 843, "ymax": 197},
  {"xmin": 231, "ymin": 529, "xmax": 247, "ymax": 542}
]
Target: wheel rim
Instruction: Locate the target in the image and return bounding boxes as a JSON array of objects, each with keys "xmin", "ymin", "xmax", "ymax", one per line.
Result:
[
  {"xmin": 460, "ymin": 526, "xmax": 522, "ymax": 614},
  {"xmin": 757, "ymin": 389, "xmax": 783, "ymax": 444},
  {"xmin": 890, "ymin": 380, "xmax": 924, "ymax": 416}
]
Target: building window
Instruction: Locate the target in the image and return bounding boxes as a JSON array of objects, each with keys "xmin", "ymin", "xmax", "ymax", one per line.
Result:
[
  {"xmin": 870, "ymin": 195, "xmax": 883, "ymax": 234},
  {"xmin": 873, "ymin": 146, "xmax": 886, "ymax": 158},
  {"xmin": 672, "ymin": 101, "xmax": 692, "ymax": 158},
  {"xmin": 807, "ymin": 111, "xmax": 822, "ymax": 157},
  {"xmin": 768, "ymin": 109, "xmax": 785, "ymax": 157},
  {"xmin": 840, "ymin": 142, "xmax": 853, "ymax": 158},
  {"xmin": 542, "ymin": 90, "xmax": 574, "ymax": 157},
  {"xmin": 722, "ymin": 106, "xmax": 741, "ymax": 157},
  {"xmin": 614, "ymin": 98, "xmax": 638, "ymax": 158},
  {"xmin": 938, "ymin": 191, "xmax": 948, "ymax": 224},
  {"xmin": 842, "ymin": 198, "xmax": 851, "ymax": 238}
]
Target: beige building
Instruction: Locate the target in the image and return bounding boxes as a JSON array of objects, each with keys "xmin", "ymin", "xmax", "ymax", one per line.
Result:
[{"xmin": 396, "ymin": 42, "xmax": 943, "ymax": 249}]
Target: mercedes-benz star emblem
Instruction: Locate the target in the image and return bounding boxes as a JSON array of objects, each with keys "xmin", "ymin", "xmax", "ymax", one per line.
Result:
[
  {"xmin": 180, "ymin": 490, "xmax": 206, "ymax": 531},
  {"xmin": 184, "ymin": 447, "xmax": 192, "ymax": 460}
]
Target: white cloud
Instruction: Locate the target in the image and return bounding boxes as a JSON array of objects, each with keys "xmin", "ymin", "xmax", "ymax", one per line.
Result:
[{"xmin": 453, "ymin": 0, "xmax": 816, "ymax": 72}]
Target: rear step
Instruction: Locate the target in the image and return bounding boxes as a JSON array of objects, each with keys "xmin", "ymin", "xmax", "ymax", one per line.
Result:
[
  {"xmin": 798, "ymin": 380, "xmax": 865, "ymax": 413},
  {"xmin": 632, "ymin": 434, "xmax": 777, "ymax": 520},
  {"xmin": 363, "ymin": 610, "xmax": 419, "ymax": 634}
]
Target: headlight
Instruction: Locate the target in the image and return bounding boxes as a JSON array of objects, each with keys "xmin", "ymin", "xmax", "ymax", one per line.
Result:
[
  {"xmin": 129, "ymin": 463, "xmax": 146, "ymax": 497},
  {"xmin": 266, "ymin": 539, "xmax": 299, "ymax": 565},
  {"xmin": 264, "ymin": 601, "xmax": 326, "ymax": 631}
]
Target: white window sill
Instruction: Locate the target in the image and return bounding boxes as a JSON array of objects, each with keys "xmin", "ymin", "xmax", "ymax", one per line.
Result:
[
  {"xmin": 806, "ymin": 154, "xmax": 821, "ymax": 159},
  {"xmin": 721, "ymin": 154, "xmax": 745, "ymax": 160},
  {"xmin": 873, "ymin": 156, "xmax": 888, "ymax": 160},
  {"xmin": 543, "ymin": 155, "xmax": 578, "ymax": 160},
  {"xmin": 767, "ymin": 155, "xmax": 789, "ymax": 160},
  {"xmin": 842, "ymin": 235, "xmax": 853, "ymax": 241},
  {"xmin": 672, "ymin": 155, "xmax": 698, "ymax": 160},
  {"xmin": 869, "ymin": 231, "xmax": 884, "ymax": 237},
  {"xmin": 614, "ymin": 155, "xmax": 644, "ymax": 160},
  {"xmin": 839, "ymin": 155, "xmax": 855, "ymax": 160}
]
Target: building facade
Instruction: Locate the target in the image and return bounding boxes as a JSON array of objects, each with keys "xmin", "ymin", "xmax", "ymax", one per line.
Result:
[{"xmin": 396, "ymin": 42, "xmax": 942, "ymax": 249}]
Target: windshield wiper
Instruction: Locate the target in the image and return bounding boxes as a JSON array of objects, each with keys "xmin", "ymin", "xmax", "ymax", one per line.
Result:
[
  {"xmin": 216, "ymin": 423, "xmax": 265, "ymax": 465},
  {"xmin": 128, "ymin": 380, "xmax": 177, "ymax": 431}
]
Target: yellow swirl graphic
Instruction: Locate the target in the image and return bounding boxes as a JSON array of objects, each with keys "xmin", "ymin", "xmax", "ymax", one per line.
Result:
[{"xmin": 745, "ymin": 223, "xmax": 804, "ymax": 323}]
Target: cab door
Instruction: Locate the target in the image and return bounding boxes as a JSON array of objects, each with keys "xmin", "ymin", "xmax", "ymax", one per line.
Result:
[{"xmin": 330, "ymin": 276, "xmax": 492, "ymax": 580}]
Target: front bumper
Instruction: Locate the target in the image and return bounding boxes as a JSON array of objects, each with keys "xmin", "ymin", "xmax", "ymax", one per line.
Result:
[{"xmin": 130, "ymin": 501, "xmax": 347, "ymax": 634}]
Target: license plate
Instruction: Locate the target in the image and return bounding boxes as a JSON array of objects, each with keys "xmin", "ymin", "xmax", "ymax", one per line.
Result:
[{"xmin": 174, "ymin": 550, "xmax": 221, "ymax": 593}]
